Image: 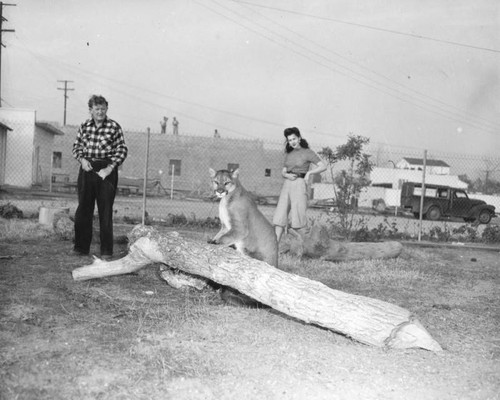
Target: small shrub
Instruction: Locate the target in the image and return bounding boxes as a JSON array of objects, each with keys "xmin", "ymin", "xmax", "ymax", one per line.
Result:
[
  {"xmin": 122, "ymin": 211, "xmax": 151, "ymax": 225},
  {"xmin": 451, "ymin": 225, "xmax": 478, "ymax": 242},
  {"xmin": 371, "ymin": 219, "xmax": 399, "ymax": 241},
  {"xmin": 155, "ymin": 213, "xmax": 220, "ymax": 229},
  {"xmin": 426, "ymin": 226, "xmax": 452, "ymax": 242},
  {"xmin": 350, "ymin": 218, "xmax": 403, "ymax": 242},
  {"xmin": 0, "ymin": 202, "xmax": 23, "ymax": 219},
  {"xmin": 482, "ymin": 224, "xmax": 500, "ymax": 244},
  {"xmin": 169, "ymin": 213, "xmax": 188, "ymax": 226},
  {"xmin": 318, "ymin": 134, "xmax": 374, "ymax": 241},
  {"xmin": 351, "ymin": 223, "xmax": 371, "ymax": 242},
  {"xmin": 196, "ymin": 217, "xmax": 220, "ymax": 229},
  {"xmin": 122, "ymin": 215, "xmax": 141, "ymax": 225}
]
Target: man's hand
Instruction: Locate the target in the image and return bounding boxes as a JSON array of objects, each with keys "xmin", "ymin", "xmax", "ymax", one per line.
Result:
[
  {"xmin": 80, "ymin": 159, "xmax": 93, "ymax": 172},
  {"xmin": 97, "ymin": 165, "xmax": 114, "ymax": 180}
]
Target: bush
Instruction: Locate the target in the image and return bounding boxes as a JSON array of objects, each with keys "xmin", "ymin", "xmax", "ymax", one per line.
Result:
[
  {"xmin": 482, "ymin": 224, "xmax": 500, "ymax": 244},
  {"xmin": 451, "ymin": 225, "xmax": 478, "ymax": 242},
  {"xmin": 0, "ymin": 202, "xmax": 23, "ymax": 219},
  {"xmin": 318, "ymin": 134, "xmax": 374, "ymax": 240},
  {"xmin": 350, "ymin": 218, "xmax": 404, "ymax": 242}
]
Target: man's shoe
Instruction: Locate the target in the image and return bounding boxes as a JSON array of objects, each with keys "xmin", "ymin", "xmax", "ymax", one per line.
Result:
[
  {"xmin": 70, "ymin": 249, "xmax": 89, "ymax": 256},
  {"xmin": 100, "ymin": 254, "xmax": 113, "ymax": 261}
]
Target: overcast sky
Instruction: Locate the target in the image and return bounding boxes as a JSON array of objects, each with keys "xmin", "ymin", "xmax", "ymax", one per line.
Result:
[{"xmin": 3, "ymin": 0, "xmax": 499, "ymax": 156}]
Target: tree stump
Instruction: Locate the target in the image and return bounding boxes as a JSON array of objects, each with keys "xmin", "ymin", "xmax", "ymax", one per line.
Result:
[{"xmin": 72, "ymin": 225, "xmax": 442, "ymax": 352}]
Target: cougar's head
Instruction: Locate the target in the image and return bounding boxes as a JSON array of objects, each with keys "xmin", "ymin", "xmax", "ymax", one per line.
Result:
[{"xmin": 209, "ymin": 168, "xmax": 239, "ymax": 198}]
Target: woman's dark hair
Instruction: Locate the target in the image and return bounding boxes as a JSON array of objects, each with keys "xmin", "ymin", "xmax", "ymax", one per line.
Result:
[
  {"xmin": 88, "ymin": 95, "xmax": 108, "ymax": 108},
  {"xmin": 284, "ymin": 127, "xmax": 309, "ymax": 153}
]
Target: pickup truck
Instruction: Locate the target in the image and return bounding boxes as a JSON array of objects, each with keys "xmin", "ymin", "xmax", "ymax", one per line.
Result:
[{"xmin": 400, "ymin": 182, "xmax": 496, "ymax": 224}]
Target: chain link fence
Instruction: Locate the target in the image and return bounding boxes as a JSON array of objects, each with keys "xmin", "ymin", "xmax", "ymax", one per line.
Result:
[{"xmin": 1, "ymin": 118, "xmax": 499, "ymax": 242}]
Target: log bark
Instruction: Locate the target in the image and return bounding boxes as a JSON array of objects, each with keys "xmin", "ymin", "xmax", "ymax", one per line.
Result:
[{"xmin": 72, "ymin": 225, "xmax": 442, "ymax": 352}]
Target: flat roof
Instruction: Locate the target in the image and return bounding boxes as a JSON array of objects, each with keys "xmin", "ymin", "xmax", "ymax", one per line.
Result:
[{"xmin": 36, "ymin": 122, "xmax": 65, "ymax": 136}]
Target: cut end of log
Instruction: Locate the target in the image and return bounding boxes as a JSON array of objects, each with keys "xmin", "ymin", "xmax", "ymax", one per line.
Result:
[{"xmin": 385, "ymin": 319, "xmax": 443, "ymax": 352}]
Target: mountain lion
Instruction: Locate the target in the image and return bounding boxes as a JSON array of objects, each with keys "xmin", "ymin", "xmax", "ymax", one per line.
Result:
[{"xmin": 208, "ymin": 168, "xmax": 278, "ymax": 306}]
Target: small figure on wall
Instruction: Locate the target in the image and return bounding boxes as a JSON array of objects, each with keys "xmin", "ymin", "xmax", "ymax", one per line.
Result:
[
  {"xmin": 172, "ymin": 117, "xmax": 179, "ymax": 135},
  {"xmin": 160, "ymin": 116, "xmax": 168, "ymax": 134}
]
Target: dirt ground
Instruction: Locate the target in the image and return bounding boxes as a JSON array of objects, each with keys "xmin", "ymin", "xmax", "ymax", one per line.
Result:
[{"xmin": 0, "ymin": 225, "xmax": 499, "ymax": 400}]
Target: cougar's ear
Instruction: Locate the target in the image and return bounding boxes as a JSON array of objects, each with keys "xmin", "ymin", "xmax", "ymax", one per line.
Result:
[
  {"xmin": 232, "ymin": 168, "xmax": 240, "ymax": 179},
  {"xmin": 209, "ymin": 168, "xmax": 216, "ymax": 178}
]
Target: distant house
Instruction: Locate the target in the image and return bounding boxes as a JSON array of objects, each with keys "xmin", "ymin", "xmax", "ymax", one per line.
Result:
[
  {"xmin": 313, "ymin": 155, "xmax": 465, "ymax": 208},
  {"xmin": 0, "ymin": 108, "xmax": 64, "ymax": 188},
  {"xmin": 396, "ymin": 157, "xmax": 450, "ymax": 175}
]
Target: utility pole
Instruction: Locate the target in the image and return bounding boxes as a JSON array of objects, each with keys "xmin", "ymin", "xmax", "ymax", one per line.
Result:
[
  {"xmin": 57, "ymin": 80, "xmax": 74, "ymax": 125},
  {"xmin": 481, "ymin": 158, "xmax": 500, "ymax": 194},
  {"xmin": 0, "ymin": 2, "xmax": 16, "ymax": 107}
]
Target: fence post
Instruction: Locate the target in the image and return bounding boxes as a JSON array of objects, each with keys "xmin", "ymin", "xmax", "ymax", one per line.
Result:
[
  {"xmin": 417, "ymin": 150, "xmax": 427, "ymax": 242},
  {"xmin": 142, "ymin": 127, "xmax": 150, "ymax": 225},
  {"xmin": 49, "ymin": 152, "xmax": 53, "ymax": 193},
  {"xmin": 170, "ymin": 164, "xmax": 175, "ymax": 200}
]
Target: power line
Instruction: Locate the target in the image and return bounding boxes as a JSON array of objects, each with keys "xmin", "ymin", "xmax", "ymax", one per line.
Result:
[
  {"xmin": 232, "ymin": 1, "xmax": 500, "ymax": 54},
  {"xmin": 229, "ymin": 0, "xmax": 499, "ymax": 131},
  {"xmin": 10, "ymin": 35, "xmax": 498, "ymax": 155},
  {"xmin": 14, "ymin": 47, "xmax": 273, "ymax": 139},
  {"xmin": 10, "ymin": 10, "xmax": 498, "ymax": 137},
  {"xmin": 197, "ymin": 0, "xmax": 499, "ymax": 133},
  {"xmin": 215, "ymin": 0, "xmax": 500, "ymax": 132},
  {"xmin": 13, "ymin": 43, "xmax": 345, "ymax": 139}
]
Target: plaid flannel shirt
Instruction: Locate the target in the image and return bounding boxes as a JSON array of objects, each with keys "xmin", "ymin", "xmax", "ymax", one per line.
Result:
[{"xmin": 72, "ymin": 117, "xmax": 128, "ymax": 168}]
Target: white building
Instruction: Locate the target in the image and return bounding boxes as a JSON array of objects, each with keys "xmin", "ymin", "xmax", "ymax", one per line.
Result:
[
  {"xmin": 312, "ymin": 159, "xmax": 467, "ymax": 209},
  {"xmin": 0, "ymin": 108, "xmax": 64, "ymax": 188},
  {"xmin": 396, "ymin": 157, "xmax": 450, "ymax": 175},
  {"xmin": 0, "ymin": 121, "xmax": 13, "ymax": 185},
  {"xmin": 370, "ymin": 167, "xmax": 467, "ymax": 190}
]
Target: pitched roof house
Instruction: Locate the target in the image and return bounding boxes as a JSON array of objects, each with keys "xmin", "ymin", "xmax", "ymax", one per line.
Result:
[{"xmin": 396, "ymin": 157, "xmax": 450, "ymax": 175}]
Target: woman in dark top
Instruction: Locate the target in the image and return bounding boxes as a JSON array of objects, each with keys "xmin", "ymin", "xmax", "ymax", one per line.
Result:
[{"xmin": 273, "ymin": 127, "xmax": 326, "ymax": 242}]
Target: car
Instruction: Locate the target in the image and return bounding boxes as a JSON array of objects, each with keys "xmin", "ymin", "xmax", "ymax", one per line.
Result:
[{"xmin": 400, "ymin": 182, "xmax": 496, "ymax": 224}]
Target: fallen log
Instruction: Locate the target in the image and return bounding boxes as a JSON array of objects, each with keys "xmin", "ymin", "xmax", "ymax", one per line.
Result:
[
  {"xmin": 72, "ymin": 225, "xmax": 442, "ymax": 352},
  {"xmin": 283, "ymin": 224, "xmax": 403, "ymax": 261}
]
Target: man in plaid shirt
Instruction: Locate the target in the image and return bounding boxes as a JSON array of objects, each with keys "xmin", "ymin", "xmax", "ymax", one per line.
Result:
[{"xmin": 72, "ymin": 95, "xmax": 128, "ymax": 260}]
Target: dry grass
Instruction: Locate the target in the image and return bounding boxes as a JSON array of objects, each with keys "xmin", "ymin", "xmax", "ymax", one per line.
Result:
[
  {"xmin": 0, "ymin": 217, "xmax": 54, "ymax": 241},
  {"xmin": 0, "ymin": 220, "xmax": 499, "ymax": 400},
  {"xmin": 280, "ymin": 252, "xmax": 436, "ymax": 287}
]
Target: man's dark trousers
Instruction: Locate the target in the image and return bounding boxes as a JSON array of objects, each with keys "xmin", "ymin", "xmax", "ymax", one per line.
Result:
[{"xmin": 74, "ymin": 161, "xmax": 118, "ymax": 256}]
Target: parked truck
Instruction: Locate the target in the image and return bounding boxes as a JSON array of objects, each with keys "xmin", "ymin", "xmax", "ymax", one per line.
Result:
[{"xmin": 400, "ymin": 182, "xmax": 496, "ymax": 224}]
